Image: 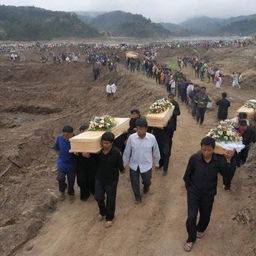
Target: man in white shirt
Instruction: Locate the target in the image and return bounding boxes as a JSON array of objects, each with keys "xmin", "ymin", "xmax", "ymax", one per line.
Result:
[{"xmin": 123, "ymin": 118, "xmax": 161, "ymax": 203}]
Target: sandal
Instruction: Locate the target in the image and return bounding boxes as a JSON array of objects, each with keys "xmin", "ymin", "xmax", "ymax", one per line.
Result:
[
  {"xmin": 105, "ymin": 221, "xmax": 113, "ymax": 228},
  {"xmin": 184, "ymin": 242, "xmax": 193, "ymax": 252},
  {"xmin": 197, "ymin": 232, "xmax": 205, "ymax": 239}
]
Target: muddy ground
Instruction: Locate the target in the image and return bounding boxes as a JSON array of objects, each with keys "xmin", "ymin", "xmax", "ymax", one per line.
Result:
[{"xmin": 0, "ymin": 45, "xmax": 255, "ymax": 256}]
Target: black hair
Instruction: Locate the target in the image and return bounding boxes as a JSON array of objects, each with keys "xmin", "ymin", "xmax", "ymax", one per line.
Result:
[
  {"xmin": 201, "ymin": 136, "xmax": 215, "ymax": 149},
  {"xmin": 135, "ymin": 118, "xmax": 148, "ymax": 128},
  {"xmin": 63, "ymin": 126, "xmax": 73, "ymax": 133},
  {"xmin": 101, "ymin": 132, "xmax": 115, "ymax": 143},
  {"xmin": 79, "ymin": 125, "xmax": 89, "ymax": 131},
  {"xmin": 130, "ymin": 109, "xmax": 141, "ymax": 116},
  {"xmin": 222, "ymin": 92, "xmax": 227, "ymax": 98},
  {"xmin": 238, "ymin": 112, "xmax": 247, "ymax": 119},
  {"xmin": 201, "ymin": 87, "xmax": 206, "ymax": 90},
  {"xmin": 238, "ymin": 120, "xmax": 248, "ymax": 127},
  {"xmin": 168, "ymin": 93, "xmax": 175, "ymax": 97}
]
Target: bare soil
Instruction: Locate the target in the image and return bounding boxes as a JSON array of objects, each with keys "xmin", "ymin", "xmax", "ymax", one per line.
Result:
[{"xmin": 0, "ymin": 46, "xmax": 255, "ymax": 256}]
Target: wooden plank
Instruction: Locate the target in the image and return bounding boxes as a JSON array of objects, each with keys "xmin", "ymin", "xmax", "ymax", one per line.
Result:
[
  {"xmin": 70, "ymin": 118, "xmax": 129, "ymax": 153},
  {"xmin": 146, "ymin": 107, "xmax": 174, "ymax": 128}
]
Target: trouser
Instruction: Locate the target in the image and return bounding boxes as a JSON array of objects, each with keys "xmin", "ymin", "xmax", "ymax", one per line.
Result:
[
  {"xmin": 158, "ymin": 142, "xmax": 171, "ymax": 172},
  {"xmin": 223, "ymin": 167, "xmax": 237, "ymax": 189},
  {"xmin": 94, "ymin": 179, "xmax": 118, "ymax": 221},
  {"xmin": 169, "ymin": 131, "xmax": 174, "ymax": 156},
  {"xmin": 186, "ymin": 191, "xmax": 215, "ymax": 243},
  {"xmin": 191, "ymin": 102, "xmax": 197, "ymax": 117},
  {"xmin": 239, "ymin": 145, "xmax": 250, "ymax": 165},
  {"xmin": 196, "ymin": 107, "xmax": 206, "ymax": 124},
  {"xmin": 130, "ymin": 168, "xmax": 152, "ymax": 201},
  {"xmin": 56, "ymin": 169, "xmax": 76, "ymax": 195}
]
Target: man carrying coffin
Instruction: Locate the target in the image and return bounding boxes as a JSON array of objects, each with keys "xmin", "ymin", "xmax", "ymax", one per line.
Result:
[
  {"xmin": 183, "ymin": 137, "xmax": 235, "ymax": 252},
  {"xmin": 152, "ymin": 94, "xmax": 180, "ymax": 176}
]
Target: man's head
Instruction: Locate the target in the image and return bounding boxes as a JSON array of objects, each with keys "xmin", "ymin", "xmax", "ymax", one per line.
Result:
[
  {"xmin": 201, "ymin": 87, "xmax": 206, "ymax": 93},
  {"xmin": 194, "ymin": 85, "xmax": 199, "ymax": 91},
  {"xmin": 200, "ymin": 137, "xmax": 215, "ymax": 159},
  {"xmin": 62, "ymin": 126, "xmax": 74, "ymax": 140},
  {"xmin": 168, "ymin": 93, "xmax": 175, "ymax": 102},
  {"xmin": 238, "ymin": 120, "xmax": 248, "ymax": 132},
  {"xmin": 79, "ymin": 125, "xmax": 89, "ymax": 134},
  {"xmin": 135, "ymin": 118, "xmax": 148, "ymax": 138},
  {"xmin": 222, "ymin": 92, "xmax": 227, "ymax": 98},
  {"xmin": 130, "ymin": 109, "xmax": 141, "ymax": 119},
  {"xmin": 101, "ymin": 132, "xmax": 115, "ymax": 151},
  {"xmin": 238, "ymin": 112, "xmax": 247, "ymax": 120}
]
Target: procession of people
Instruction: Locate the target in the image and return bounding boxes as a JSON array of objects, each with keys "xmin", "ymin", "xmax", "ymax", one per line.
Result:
[{"xmin": 50, "ymin": 42, "xmax": 256, "ymax": 253}]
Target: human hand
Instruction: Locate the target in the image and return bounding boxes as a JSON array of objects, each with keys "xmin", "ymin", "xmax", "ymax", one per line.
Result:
[{"xmin": 224, "ymin": 150, "xmax": 235, "ymax": 163}]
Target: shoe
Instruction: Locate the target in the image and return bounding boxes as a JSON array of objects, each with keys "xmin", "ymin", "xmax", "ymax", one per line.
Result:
[
  {"xmin": 98, "ymin": 215, "xmax": 105, "ymax": 221},
  {"xmin": 134, "ymin": 199, "xmax": 142, "ymax": 204},
  {"xmin": 59, "ymin": 192, "xmax": 65, "ymax": 201},
  {"xmin": 105, "ymin": 221, "xmax": 113, "ymax": 228},
  {"xmin": 163, "ymin": 171, "xmax": 168, "ymax": 176}
]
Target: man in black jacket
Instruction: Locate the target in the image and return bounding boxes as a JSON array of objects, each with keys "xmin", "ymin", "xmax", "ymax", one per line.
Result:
[
  {"xmin": 95, "ymin": 132, "xmax": 125, "ymax": 228},
  {"xmin": 237, "ymin": 120, "xmax": 256, "ymax": 165},
  {"xmin": 167, "ymin": 93, "xmax": 181, "ymax": 155},
  {"xmin": 183, "ymin": 137, "xmax": 235, "ymax": 252},
  {"xmin": 153, "ymin": 94, "xmax": 180, "ymax": 176}
]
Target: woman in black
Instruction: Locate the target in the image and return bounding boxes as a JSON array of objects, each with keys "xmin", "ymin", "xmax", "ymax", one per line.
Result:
[{"xmin": 76, "ymin": 125, "xmax": 97, "ymax": 201}]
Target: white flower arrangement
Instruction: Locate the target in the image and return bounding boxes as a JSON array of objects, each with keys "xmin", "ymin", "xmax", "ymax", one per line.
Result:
[
  {"xmin": 207, "ymin": 121, "xmax": 242, "ymax": 143},
  {"xmin": 88, "ymin": 115, "xmax": 116, "ymax": 131},
  {"xmin": 244, "ymin": 100, "xmax": 256, "ymax": 109},
  {"xmin": 149, "ymin": 98, "xmax": 173, "ymax": 114}
]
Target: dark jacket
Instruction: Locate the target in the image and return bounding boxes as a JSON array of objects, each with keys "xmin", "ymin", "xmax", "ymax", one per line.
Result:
[
  {"xmin": 167, "ymin": 100, "xmax": 181, "ymax": 132},
  {"xmin": 183, "ymin": 152, "xmax": 236, "ymax": 196},
  {"xmin": 96, "ymin": 146, "xmax": 124, "ymax": 184}
]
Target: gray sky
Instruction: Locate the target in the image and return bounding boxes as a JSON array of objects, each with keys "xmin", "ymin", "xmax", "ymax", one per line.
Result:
[{"xmin": 1, "ymin": 0, "xmax": 256, "ymax": 23}]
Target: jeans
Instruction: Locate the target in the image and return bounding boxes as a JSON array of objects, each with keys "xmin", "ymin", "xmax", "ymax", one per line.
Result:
[{"xmin": 56, "ymin": 169, "xmax": 76, "ymax": 195}]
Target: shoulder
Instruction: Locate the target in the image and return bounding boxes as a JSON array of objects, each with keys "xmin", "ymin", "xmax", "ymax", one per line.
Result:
[
  {"xmin": 57, "ymin": 135, "xmax": 63, "ymax": 141},
  {"xmin": 146, "ymin": 132, "xmax": 156, "ymax": 139},
  {"xmin": 112, "ymin": 146, "xmax": 122, "ymax": 155}
]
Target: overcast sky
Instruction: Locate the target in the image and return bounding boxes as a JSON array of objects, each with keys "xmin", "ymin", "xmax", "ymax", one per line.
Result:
[{"xmin": 1, "ymin": 0, "xmax": 256, "ymax": 23}]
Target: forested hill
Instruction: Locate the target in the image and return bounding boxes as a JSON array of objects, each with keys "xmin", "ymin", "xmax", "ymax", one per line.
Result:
[
  {"xmin": 0, "ymin": 5, "xmax": 100, "ymax": 41},
  {"xmin": 83, "ymin": 11, "xmax": 171, "ymax": 38}
]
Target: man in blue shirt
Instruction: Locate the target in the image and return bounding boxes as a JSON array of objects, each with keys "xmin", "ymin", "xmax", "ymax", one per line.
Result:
[{"xmin": 53, "ymin": 126, "xmax": 76, "ymax": 200}]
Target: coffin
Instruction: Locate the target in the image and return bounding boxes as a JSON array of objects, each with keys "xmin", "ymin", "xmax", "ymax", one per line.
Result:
[
  {"xmin": 237, "ymin": 106, "xmax": 255, "ymax": 120},
  {"xmin": 214, "ymin": 141, "xmax": 245, "ymax": 155},
  {"xmin": 126, "ymin": 51, "xmax": 139, "ymax": 59},
  {"xmin": 146, "ymin": 107, "xmax": 174, "ymax": 128},
  {"xmin": 70, "ymin": 118, "xmax": 129, "ymax": 153},
  {"xmin": 214, "ymin": 144, "xmax": 227, "ymax": 155}
]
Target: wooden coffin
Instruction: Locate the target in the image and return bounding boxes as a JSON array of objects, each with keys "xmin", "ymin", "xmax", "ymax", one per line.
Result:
[
  {"xmin": 126, "ymin": 51, "xmax": 139, "ymax": 59},
  {"xmin": 70, "ymin": 118, "xmax": 129, "ymax": 153},
  {"xmin": 146, "ymin": 107, "xmax": 174, "ymax": 128},
  {"xmin": 237, "ymin": 106, "xmax": 255, "ymax": 120},
  {"xmin": 214, "ymin": 144, "xmax": 227, "ymax": 155}
]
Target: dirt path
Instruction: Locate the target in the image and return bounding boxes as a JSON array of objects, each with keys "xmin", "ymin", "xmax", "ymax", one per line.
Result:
[{"xmin": 15, "ymin": 68, "xmax": 246, "ymax": 256}]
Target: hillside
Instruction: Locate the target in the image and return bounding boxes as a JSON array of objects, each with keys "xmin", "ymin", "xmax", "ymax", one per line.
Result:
[
  {"xmin": 180, "ymin": 15, "xmax": 256, "ymax": 36},
  {"xmin": 0, "ymin": 5, "xmax": 100, "ymax": 41},
  {"xmin": 86, "ymin": 11, "xmax": 171, "ymax": 38}
]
